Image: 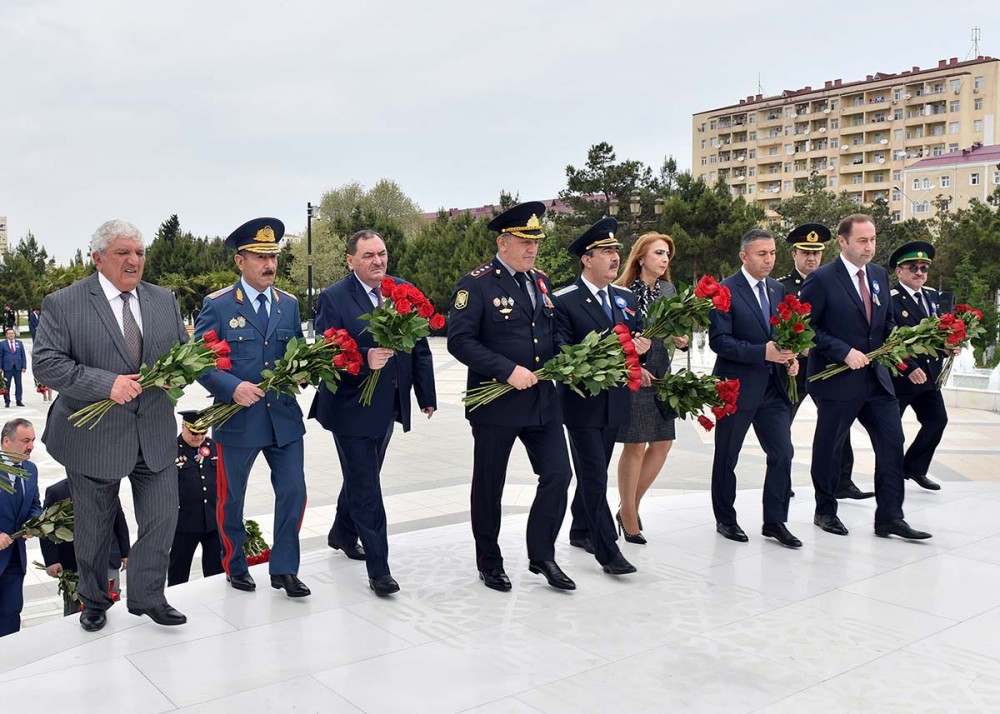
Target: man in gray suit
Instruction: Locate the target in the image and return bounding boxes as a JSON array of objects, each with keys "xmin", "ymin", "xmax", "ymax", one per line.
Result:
[{"xmin": 33, "ymin": 219, "xmax": 190, "ymax": 631}]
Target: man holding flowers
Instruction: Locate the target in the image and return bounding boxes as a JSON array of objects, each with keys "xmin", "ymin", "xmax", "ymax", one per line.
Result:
[
  {"xmin": 194, "ymin": 217, "xmax": 311, "ymax": 598},
  {"xmin": 0, "ymin": 418, "xmax": 42, "ymax": 636},
  {"xmin": 708, "ymin": 229, "xmax": 801, "ymax": 548},
  {"xmin": 309, "ymin": 229, "xmax": 437, "ymax": 596}
]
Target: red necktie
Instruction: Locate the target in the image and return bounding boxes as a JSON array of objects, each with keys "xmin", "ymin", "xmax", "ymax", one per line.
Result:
[{"xmin": 856, "ymin": 270, "xmax": 872, "ymax": 323}]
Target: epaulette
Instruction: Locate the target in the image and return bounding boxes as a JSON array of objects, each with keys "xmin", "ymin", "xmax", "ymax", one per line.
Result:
[
  {"xmin": 776, "ymin": 274, "xmax": 791, "ymax": 283},
  {"xmin": 274, "ymin": 287, "xmax": 297, "ymax": 302},
  {"xmin": 469, "ymin": 261, "xmax": 493, "ymax": 279},
  {"xmin": 554, "ymin": 285, "xmax": 578, "ymax": 297},
  {"xmin": 613, "ymin": 285, "xmax": 633, "ymax": 293},
  {"xmin": 206, "ymin": 285, "xmax": 235, "ymax": 300},
  {"xmin": 890, "ymin": 289, "xmax": 900, "ymax": 296},
  {"xmin": 532, "ymin": 267, "xmax": 548, "ymax": 277}
]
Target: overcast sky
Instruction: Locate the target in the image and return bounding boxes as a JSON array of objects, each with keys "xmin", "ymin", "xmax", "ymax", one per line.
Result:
[{"xmin": 2, "ymin": 0, "xmax": 997, "ymax": 260}]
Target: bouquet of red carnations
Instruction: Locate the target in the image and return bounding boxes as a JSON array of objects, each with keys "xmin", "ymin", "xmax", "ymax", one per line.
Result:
[
  {"xmin": 769, "ymin": 294, "xmax": 815, "ymax": 403},
  {"xmin": 357, "ymin": 278, "xmax": 445, "ymax": 406},
  {"xmin": 649, "ymin": 372, "xmax": 740, "ymax": 431},
  {"xmin": 193, "ymin": 327, "xmax": 364, "ymax": 431},
  {"xmin": 639, "ymin": 275, "xmax": 732, "ymax": 342},
  {"xmin": 463, "ymin": 324, "xmax": 642, "ymax": 411}
]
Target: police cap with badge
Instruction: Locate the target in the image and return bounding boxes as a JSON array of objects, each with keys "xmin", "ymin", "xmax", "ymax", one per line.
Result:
[
  {"xmin": 225, "ymin": 217, "xmax": 285, "ymax": 254},
  {"xmin": 487, "ymin": 201, "xmax": 547, "ymax": 239},
  {"xmin": 889, "ymin": 241, "xmax": 935, "ymax": 269},
  {"xmin": 785, "ymin": 223, "xmax": 831, "ymax": 251},
  {"xmin": 178, "ymin": 410, "xmax": 209, "ymax": 435},
  {"xmin": 567, "ymin": 217, "xmax": 622, "ymax": 257}
]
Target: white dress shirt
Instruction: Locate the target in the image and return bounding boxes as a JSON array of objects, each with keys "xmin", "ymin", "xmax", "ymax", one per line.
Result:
[{"xmin": 97, "ymin": 271, "xmax": 143, "ymax": 335}]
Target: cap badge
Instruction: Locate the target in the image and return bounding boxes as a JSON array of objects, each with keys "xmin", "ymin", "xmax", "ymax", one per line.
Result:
[{"xmin": 255, "ymin": 226, "xmax": 276, "ymax": 243}]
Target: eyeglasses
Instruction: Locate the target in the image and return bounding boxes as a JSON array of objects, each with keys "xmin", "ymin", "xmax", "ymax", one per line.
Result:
[{"xmin": 904, "ymin": 264, "xmax": 930, "ymax": 274}]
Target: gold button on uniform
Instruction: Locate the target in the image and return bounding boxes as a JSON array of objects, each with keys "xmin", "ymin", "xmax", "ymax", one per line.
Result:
[
  {"xmin": 533, "ymin": 338, "xmax": 538, "ymax": 344},
  {"xmin": 535, "ymin": 356, "xmax": 540, "ymax": 363}
]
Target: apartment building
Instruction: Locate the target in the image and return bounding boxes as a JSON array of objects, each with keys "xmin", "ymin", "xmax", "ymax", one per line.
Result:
[
  {"xmin": 692, "ymin": 56, "xmax": 999, "ymax": 220},
  {"xmin": 900, "ymin": 142, "xmax": 1000, "ymax": 219}
]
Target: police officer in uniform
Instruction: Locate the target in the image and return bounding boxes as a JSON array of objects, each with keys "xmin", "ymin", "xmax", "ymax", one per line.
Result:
[
  {"xmin": 447, "ymin": 201, "xmax": 576, "ymax": 592},
  {"xmin": 778, "ymin": 224, "xmax": 874, "ymax": 500},
  {"xmin": 887, "ymin": 241, "xmax": 948, "ymax": 491},
  {"xmin": 167, "ymin": 410, "xmax": 223, "ymax": 585}
]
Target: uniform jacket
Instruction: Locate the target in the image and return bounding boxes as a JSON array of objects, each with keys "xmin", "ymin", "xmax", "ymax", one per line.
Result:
[
  {"xmin": 553, "ymin": 278, "xmax": 638, "ymax": 428},
  {"xmin": 39, "ymin": 478, "xmax": 129, "ymax": 571},
  {"xmin": 308, "ymin": 274, "xmax": 436, "ymax": 438},
  {"xmin": 33, "ymin": 273, "xmax": 190, "ymax": 479},
  {"xmin": 1, "ymin": 338, "xmax": 27, "ymax": 372},
  {"xmin": 447, "ymin": 257, "xmax": 561, "ymax": 426},
  {"xmin": 890, "ymin": 281, "xmax": 944, "ymax": 396},
  {"xmin": 195, "ymin": 282, "xmax": 306, "ymax": 448},
  {"xmin": 800, "ymin": 260, "xmax": 896, "ymax": 401},
  {"xmin": 0, "ymin": 460, "xmax": 42, "ymax": 575},
  {"xmin": 175, "ymin": 436, "xmax": 219, "ymax": 534},
  {"xmin": 709, "ymin": 273, "xmax": 790, "ymax": 410}
]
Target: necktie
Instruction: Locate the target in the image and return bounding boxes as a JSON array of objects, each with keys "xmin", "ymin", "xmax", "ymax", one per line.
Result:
[
  {"xmin": 514, "ymin": 272, "xmax": 534, "ymax": 309},
  {"xmin": 371, "ymin": 286, "xmax": 382, "ymax": 307},
  {"xmin": 856, "ymin": 270, "xmax": 872, "ymax": 323},
  {"xmin": 120, "ymin": 292, "xmax": 143, "ymax": 364},
  {"xmin": 597, "ymin": 289, "xmax": 613, "ymax": 323},
  {"xmin": 756, "ymin": 281, "xmax": 771, "ymax": 330},
  {"xmin": 9, "ymin": 341, "xmax": 13, "ymax": 353},
  {"xmin": 256, "ymin": 294, "xmax": 268, "ymax": 330}
]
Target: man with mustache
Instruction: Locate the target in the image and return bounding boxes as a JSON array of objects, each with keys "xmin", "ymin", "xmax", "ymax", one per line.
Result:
[
  {"xmin": 553, "ymin": 217, "xmax": 647, "ymax": 574},
  {"xmin": 195, "ymin": 218, "xmax": 310, "ymax": 597}
]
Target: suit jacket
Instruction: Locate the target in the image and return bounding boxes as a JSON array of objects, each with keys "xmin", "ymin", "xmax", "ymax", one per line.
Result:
[
  {"xmin": 39, "ymin": 478, "xmax": 129, "ymax": 571},
  {"xmin": 0, "ymin": 460, "xmax": 42, "ymax": 575},
  {"xmin": 1, "ymin": 339, "xmax": 26, "ymax": 372},
  {"xmin": 800, "ymin": 259, "xmax": 895, "ymax": 401},
  {"xmin": 709, "ymin": 272, "xmax": 789, "ymax": 410},
  {"xmin": 447, "ymin": 258, "xmax": 562, "ymax": 427},
  {"xmin": 890, "ymin": 282, "xmax": 944, "ymax": 397},
  {"xmin": 195, "ymin": 281, "xmax": 306, "ymax": 448},
  {"xmin": 28, "ymin": 311, "xmax": 39, "ymax": 339},
  {"xmin": 308, "ymin": 274, "xmax": 436, "ymax": 438},
  {"xmin": 33, "ymin": 273, "xmax": 190, "ymax": 478},
  {"xmin": 553, "ymin": 278, "xmax": 638, "ymax": 428}
]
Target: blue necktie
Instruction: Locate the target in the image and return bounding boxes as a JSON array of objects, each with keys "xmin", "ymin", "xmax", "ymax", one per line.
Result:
[
  {"xmin": 256, "ymin": 294, "xmax": 268, "ymax": 331},
  {"xmin": 598, "ymin": 289, "xmax": 613, "ymax": 323},
  {"xmin": 756, "ymin": 281, "xmax": 771, "ymax": 330}
]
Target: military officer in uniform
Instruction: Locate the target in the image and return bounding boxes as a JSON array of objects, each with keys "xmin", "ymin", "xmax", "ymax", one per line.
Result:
[
  {"xmin": 554, "ymin": 217, "xmax": 646, "ymax": 575},
  {"xmin": 168, "ymin": 410, "xmax": 223, "ymax": 585},
  {"xmin": 887, "ymin": 241, "xmax": 949, "ymax": 491},
  {"xmin": 447, "ymin": 201, "xmax": 576, "ymax": 592},
  {"xmin": 195, "ymin": 217, "xmax": 310, "ymax": 598}
]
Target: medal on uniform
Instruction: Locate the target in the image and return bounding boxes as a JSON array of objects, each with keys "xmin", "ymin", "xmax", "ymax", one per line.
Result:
[
  {"xmin": 902, "ymin": 310, "xmax": 909, "ymax": 318},
  {"xmin": 493, "ymin": 298, "xmax": 501, "ymax": 307},
  {"xmin": 238, "ymin": 316, "xmax": 246, "ymax": 327},
  {"xmin": 229, "ymin": 318, "xmax": 239, "ymax": 328}
]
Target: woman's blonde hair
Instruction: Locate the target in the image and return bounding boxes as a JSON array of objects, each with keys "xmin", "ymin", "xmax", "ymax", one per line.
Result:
[{"xmin": 615, "ymin": 232, "xmax": 676, "ymax": 287}]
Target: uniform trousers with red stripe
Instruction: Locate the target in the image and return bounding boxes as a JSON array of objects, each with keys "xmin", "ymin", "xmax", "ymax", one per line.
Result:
[{"xmin": 215, "ymin": 439, "xmax": 306, "ymax": 576}]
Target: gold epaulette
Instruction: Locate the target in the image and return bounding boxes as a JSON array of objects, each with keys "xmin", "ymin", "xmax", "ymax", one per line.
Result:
[
  {"xmin": 206, "ymin": 285, "xmax": 235, "ymax": 300},
  {"xmin": 274, "ymin": 287, "xmax": 297, "ymax": 302}
]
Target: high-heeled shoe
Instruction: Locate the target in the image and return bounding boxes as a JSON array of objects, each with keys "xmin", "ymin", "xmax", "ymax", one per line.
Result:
[{"xmin": 616, "ymin": 511, "xmax": 647, "ymax": 545}]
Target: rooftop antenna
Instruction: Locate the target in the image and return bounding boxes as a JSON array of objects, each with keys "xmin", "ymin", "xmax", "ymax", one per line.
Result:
[
  {"xmin": 757, "ymin": 73, "xmax": 766, "ymax": 97},
  {"xmin": 968, "ymin": 26, "xmax": 981, "ymax": 58}
]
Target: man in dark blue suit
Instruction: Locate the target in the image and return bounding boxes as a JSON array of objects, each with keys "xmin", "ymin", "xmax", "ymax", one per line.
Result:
[
  {"xmin": 0, "ymin": 418, "xmax": 43, "ymax": 636},
  {"xmin": 195, "ymin": 217, "xmax": 311, "ymax": 597},
  {"xmin": 309, "ymin": 229, "xmax": 437, "ymax": 596},
  {"xmin": 554, "ymin": 217, "xmax": 647, "ymax": 575},
  {"xmin": 28, "ymin": 309, "xmax": 40, "ymax": 340},
  {"xmin": 447, "ymin": 201, "xmax": 576, "ymax": 592},
  {"xmin": 709, "ymin": 229, "xmax": 801, "ymax": 547},
  {"xmin": 1, "ymin": 328, "xmax": 27, "ymax": 407},
  {"xmin": 800, "ymin": 214, "xmax": 932, "ymax": 540}
]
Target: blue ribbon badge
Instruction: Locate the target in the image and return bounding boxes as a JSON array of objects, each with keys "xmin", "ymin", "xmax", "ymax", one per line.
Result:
[
  {"xmin": 871, "ymin": 279, "xmax": 881, "ymax": 307},
  {"xmin": 614, "ymin": 295, "xmax": 630, "ymax": 320}
]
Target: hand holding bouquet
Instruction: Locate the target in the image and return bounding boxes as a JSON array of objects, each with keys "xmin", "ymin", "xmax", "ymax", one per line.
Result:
[
  {"xmin": 936, "ymin": 304, "xmax": 985, "ymax": 387},
  {"xmin": 649, "ymin": 372, "xmax": 740, "ymax": 431},
  {"xmin": 769, "ymin": 294, "xmax": 815, "ymax": 403}
]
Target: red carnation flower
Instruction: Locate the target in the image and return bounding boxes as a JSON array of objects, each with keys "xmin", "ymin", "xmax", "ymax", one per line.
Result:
[
  {"xmin": 769, "ymin": 316, "xmax": 780, "ymax": 326},
  {"xmin": 429, "ymin": 314, "xmax": 446, "ymax": 330},
  {"xmin": 793, "ymin": 322, "xmax": 805, "ymax": 333},
  {"xmin": 215, "ymin": 356, "xmax": 232, "ymax": 371},
  {"xmin": 697, "ymin": 415, "xmax": 715, "ymax": 431}
]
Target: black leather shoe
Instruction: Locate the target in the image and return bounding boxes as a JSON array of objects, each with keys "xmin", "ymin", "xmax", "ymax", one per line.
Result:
[
  {"xmin": 270, "ymin": 574, "xmax": 311, "ymax": 598},
  {"xmin": 528, "ymin": 560, "xmax": 576, "ymax": 590},
  {"xmin": 227, "ymin": 572, "xmax": 256, "ymax": 591},
  {"xmin": 875, "ymin": 519, "xmax": 933, "ymax": 540},
  {"xmin": 15, "ymin": 402, "xmax": 24, "ymax": 407},
  {"xmin": 369, "ymin": 574, "xmax": 401, "ymax": 596},
  {"xmin": 762, "ymin": 523, "xmax": 802, "ymax": 548},
  {"xmin": 906, "ymin": 474, "xmax": 941, "ymax": 491},
  {"xmin": 80, "ymin": 607, "xmax": 107, "ymax": 632},
  {"xmin": 569, "ymin": 537, "xmax": 595, "ymax": 554},
  {"xmin": 836, "ymin": 482, "xmax": 875, "ymax": 499},
  {"xmin": 328, "ymin": 534, "xmax": 367, "ymax": 560},
  {"xmin": 716, "ymin": 522, "xmax": 749, "ymax": 542},
  {"xmin": 128, "ymin": 603, "xmax": 187, "ymax": 626},
  {"xmin": 790, "ymin": 489, "xmax": 796, "ymax": 498},
  {"xmin": 478, "ymin": 568, "xmax": 511, "ymax": 592},
  {"xmin": 602, "ymin": 552, "xmax": 637, "ymax": 575},
  {"xmin": 814, "ymin": 513, "xmax": 849, "ymax": 536}
]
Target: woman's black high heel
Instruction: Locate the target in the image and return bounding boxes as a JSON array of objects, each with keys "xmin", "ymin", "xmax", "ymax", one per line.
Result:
[{"xmin": 616, "ymin": 511, "xmax": 647, "ymax": 545}]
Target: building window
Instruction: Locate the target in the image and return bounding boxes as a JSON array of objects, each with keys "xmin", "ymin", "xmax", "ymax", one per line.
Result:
[
  {"xmin": 932, "ymin": 145, "xmax": 945, "ymax": 157},
  {"xmin": 892, "ymin": 170, "xmax": 901, "ymax": 181},
  {"xmin": 710, "ymin": 171, "xmax": 717, "ymax": 182},
  {"xmin": 971, "ymin": 173, "xmax": 981, "ymax": 186},
  {"xmin": 710, "ymin": 119, "xmax": 717, "ymax": 130},
  {"xmin": 769, "ymin": 147, "xmax": 778, "ymax": 156},
  {"xmin": 912, "ymin": 178, "xmax": 921, "ymax": 190},
  {"xmin": 748, "ymin": 149, "xmax": 756, "ymax": 159},
  {"xmin": 748, "ymin": 167, "xmax": 756, "ymax": 176},
  {"xmin": 892, "ymin": 188, "xmax": 901, "ymax": 201},
  {"xmin": 975, "ymin": 97, "xmax": 983, "ymax": 110},
  {"xmin": 894, "ymin": 109, "xmax": 903, "ymax": 120},
  {"xmin": 710, "ymin": 155, "xmax": 717, "ymax": 163},
  {"xmin": 893, "ymin": 129, "xmax": 903, "ymax": 140},
  {"xmin": 852, "ymin": 175, "xmax": 863, "ymax": 185},
  {"xmin": 892, "ymin": 211, "xmax": 902, "ymax": 221},
  {"xmin": 950, "ymin": 100, "xmax": 960, "ymax": 112},
  {"xmin": 748, "ymin": 131, "xmax": 756, "ymax": 140},
  {"xmin": 830, "ymin": 118, "xmax": 840, "ymax": 129},
  {"xmin": 831, "ymin": 138, "xmax": 839, "ymax": 148},
  {"xmin": 949, "ymin": 122, "xmax": 960, "ymax": 134},
  {"xmin": 783, "ymin": 162, "xmax": 791, "ymax": 172},
  {"xmin": 949, "ymin": 143, "xmax": 959, "ymax": 152},
  {"xmin": 951, "ymin": 79, "xmax": 961, "ymax": 93},
  {"xmin": 893, "ymin": 89, "xmax": 903, "ymax": 101},
  {"xmin": 914, "ymin": 201, "xmax": 930, "ymax": 214},
  {"xmin": 747, "ymin": 184, "xmax": 755, "ymax": 194},
  {"xmin": 783, "ymin": 181, "xmax": 791, "ymax": 192},
  {"xmin": 873, "ymin": 172, "xmax": 885, "ymax": 183},
  {"xmin": 941, "ymin": 175, "xmax": 951, "ymax": 188},
  {"xmin": 922, "ymin": 178, "xmax": 931, "ymax": 189},
  {"xmin": 700, "ymin": 139, "xmax": 706, "ymax": 149},
  {"xmin": 701, "ymin": 156, "xmax": 707, "ymax": 166},
  {"xmin": 974, "ymin": 119, "xmax": 984, "ymax": 132},
  {"xmin": 993, "ymin": 170, "xmax": 1000, "ymax": 185},
  {"xmin": 974, "ymin": 76, "xmax": 984, "ymax": 90}
]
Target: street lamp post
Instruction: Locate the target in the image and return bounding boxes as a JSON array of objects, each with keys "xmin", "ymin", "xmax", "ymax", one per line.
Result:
[
  {"xmin": 607, "ymin": 188, "xmax": 664, "ymax": 235},
  {"xmin": 306, "ymin": 201, "xmax": 318, "ymax": 339}
]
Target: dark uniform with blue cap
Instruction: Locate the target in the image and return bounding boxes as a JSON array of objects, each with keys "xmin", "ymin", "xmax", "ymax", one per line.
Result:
[
  {"xmin": 553, "ymin": 217, "xmax": 640, "ymax": 575},
  {"xmin": 194, "ymin": 218, "xmax": 310, "ymax": 598},
  {"xmin": 167, "ymin": 410, "xmax": 223, "ymax": 585},
  {"xmin": 447, "ymin": 201, "xmax": 576, "ymax": 592},
  {"xmin": 887, "ymin": 241, "xmax": 947, "ymax": 491}
]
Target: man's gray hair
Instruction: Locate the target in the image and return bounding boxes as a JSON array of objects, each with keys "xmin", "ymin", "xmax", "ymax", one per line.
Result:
[
  {"xmin": 91, "ymin": 220, "xmax": 143, "ymax": 255},
  {"xmin": 1, "ymin": 418, "xmax": 32, "ymax": 443},
  {"xmin": 740, "ymin": 228, "xmax": 773, "ymax": 252}
]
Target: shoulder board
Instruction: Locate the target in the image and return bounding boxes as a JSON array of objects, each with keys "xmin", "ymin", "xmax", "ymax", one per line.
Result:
[
  {"xmin": 274, "ymin": 287, "xmax": 297, "ymax": 301},
  {"xmin": 613, "ymin": 285, "xmax": 632, "ymax": 293},
  {"xmin": 553, "ymin": 285, "xmax": 578, "ymax": 297},
  {"xmin": 889, "ymin": 288, "xmax": 899, "ymax": 296},
  {"xmin": 775, "ymin": 274, "xmax": 791, "ymax": 283},
  {"xmin": 468, "ymin": 261, "xmax": 493, "ymax": 279},
  {"xmin": 531, "ymin": 267, "xmax": 548, "ymax": 277},
  {"xmin": 925, "ymin": 286, "xmax": 938, "ymax": 295},
  {"xmin": 207, "ymin": 285, "xmax": 235, "ymax": 300}
]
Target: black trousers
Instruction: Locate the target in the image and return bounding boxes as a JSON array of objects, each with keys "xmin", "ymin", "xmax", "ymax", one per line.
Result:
[
  {"xmin": 566, "ymin": 425, "xmax": 620, "ymax": 566},
  {"xmin": 790, "ymin": 391, "xmax": 855, "ymax": 487},
  {"xmin": 470, "ymin": 421, "xmax": 572, "ymax": 572},
  {"xmin": 0, "ymin": 555, "xmax": 24, "ymax": 637},
  {"xmin": 899, "ymin": 389, "xmax": 948, "ymax": 478},
  {"xmin": 168, "ymin": 530, "xmax": 224, "ymax": 585}
]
